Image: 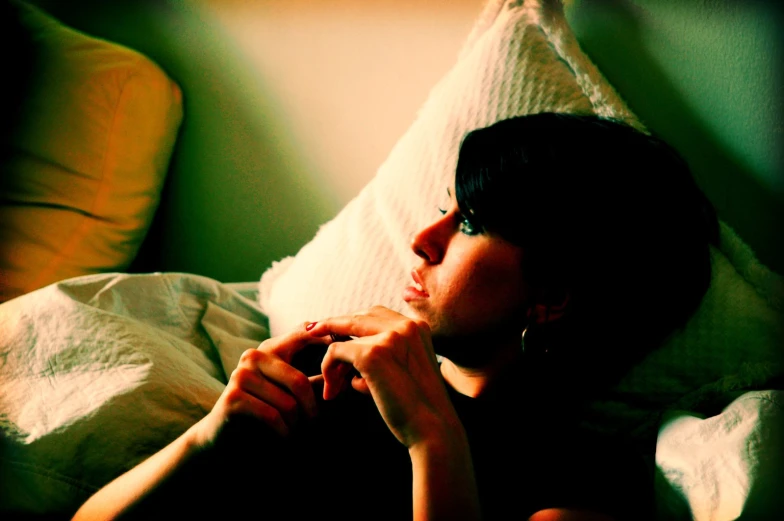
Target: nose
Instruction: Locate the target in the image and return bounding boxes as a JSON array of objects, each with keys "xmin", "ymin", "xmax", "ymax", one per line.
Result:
[{"xmin": 410, "ymin": 213, "xmax": 452, "ymax": 263}]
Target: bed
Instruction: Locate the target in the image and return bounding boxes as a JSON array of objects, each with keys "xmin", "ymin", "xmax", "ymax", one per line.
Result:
[{"xmin": 1, "ymin": 0, "xmax": 782, "ymax": 519}]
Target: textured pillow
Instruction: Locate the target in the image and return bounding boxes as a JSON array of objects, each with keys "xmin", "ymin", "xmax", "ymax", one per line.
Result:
[
  {"xmin": 654, "ymin": 390, "xmax": 784, "ymax": 521},
  {"xmin": 259, "ymin": 0, "xmax": 638, "ymax": 331},
  {"xmin": 0, "ymin": 0, "xmax": 183, "ymax": 303},
  {"xmin": 259, "ymin": 0, "xmax": 783, "ymax": 437},
  {"xmin": 584, "ymin": 224, "xmax": 783, "ymax": 441}
]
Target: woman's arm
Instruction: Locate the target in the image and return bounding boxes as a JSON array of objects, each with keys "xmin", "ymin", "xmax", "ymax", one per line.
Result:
[
  {"xmin": 410, "ymin": 430, "xmax": 481, "ymax": 521},
  {"xmin": 307, "ymin": 307, "xmax": 482, "ymax": 521},
  {"xmin": 72, "ymin": 424, "xmax": 202, "ymax": 520},
  {"xmin": 529, "ymin": 509, "xmax": 615, "ymax": 521},
  {"xmin": 72, "ymin": 324, "xmax": 328, "ymax": 520}
]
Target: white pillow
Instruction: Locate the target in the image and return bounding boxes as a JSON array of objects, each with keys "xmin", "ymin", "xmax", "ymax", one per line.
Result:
[
  {"xmin": 584, "ymin": 226, "xmax": 783, "ymax": 441},
  {"xmin": 654, "ymin": 390, "xmax": 784, "ymax": 521},
  {"xmin": 258, "ymin": 0, "xmax": 783, "ymax": 439},
  {"xmin": 259, "ymin": 0, "xmax": 638, "ymax": 334}
]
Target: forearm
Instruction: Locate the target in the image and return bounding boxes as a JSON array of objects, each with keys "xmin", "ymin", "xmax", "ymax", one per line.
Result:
[
  {"xmin": 72, "ymin": 424, "xmax": 203, "ymax": 521},
  {"xmin": 409, "ymin": 429, "xmax": 482, "ymax": 521}
]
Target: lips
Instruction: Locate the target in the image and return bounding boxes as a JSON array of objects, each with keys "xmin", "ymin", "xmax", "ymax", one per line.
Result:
[
  {"xmin": 403, "ymin": 270, "xmax": 430, "ymax": 302},
  {"xmin": 411, "ymin": 270, "xmax": 428, "ymax": 295}
]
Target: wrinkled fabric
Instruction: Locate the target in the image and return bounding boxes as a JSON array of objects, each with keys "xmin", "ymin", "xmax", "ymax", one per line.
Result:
[
  {"xmin": 655, "ymin": 390, "xmax": 784, "ymax": 520},
  {"xmin": 0, "ymin": 272, "xmax": 267, "ymax": 517}
]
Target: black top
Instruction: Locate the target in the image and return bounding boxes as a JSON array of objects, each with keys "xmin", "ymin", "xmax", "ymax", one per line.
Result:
[{"xmin": 148, "ymin": 350, "xmax": 654, "ymax": 521}]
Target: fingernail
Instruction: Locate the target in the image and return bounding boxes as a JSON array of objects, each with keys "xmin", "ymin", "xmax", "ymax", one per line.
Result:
[{"xmin": 305, "ymin": 322, "xmax": 317, "ymax": 331}]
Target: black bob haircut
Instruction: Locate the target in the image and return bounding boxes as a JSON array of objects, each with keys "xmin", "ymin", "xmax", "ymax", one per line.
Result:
[{"xmin": 455, "ymin": 112, "xmax": 719, "ymax": 386}]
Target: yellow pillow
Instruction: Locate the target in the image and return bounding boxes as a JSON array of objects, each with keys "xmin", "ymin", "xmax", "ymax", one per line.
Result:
[{"xmin": 0, "ymin": 1, "xmax": 183, "ymax": 302}]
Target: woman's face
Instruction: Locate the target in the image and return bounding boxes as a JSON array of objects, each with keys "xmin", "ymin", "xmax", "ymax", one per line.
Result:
[{"xmin": 404, "ymin": 189, "xmax": 530, "ymax": 342}]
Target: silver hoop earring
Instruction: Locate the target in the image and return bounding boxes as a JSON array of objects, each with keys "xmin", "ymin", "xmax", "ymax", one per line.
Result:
[{"xmin": 521, "ymin": 328, "xmax": 527, "ymax": 353}]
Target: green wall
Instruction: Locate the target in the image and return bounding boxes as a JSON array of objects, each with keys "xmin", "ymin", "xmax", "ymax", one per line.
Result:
[
  {"xmin": 29, "ymin": 0, "xmax": 784, "ymax": 279},
  {"xmin": 30, "ymin": 0, "xmax": 341, "ymax": 283},
  {"xmin": 566, "ymin": 0, "xmax": 784, "ymax": 273}
]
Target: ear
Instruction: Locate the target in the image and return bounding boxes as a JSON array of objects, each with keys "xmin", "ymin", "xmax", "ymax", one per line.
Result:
[{"xmin": 527, "ymin": 288, "xmax": 571, "ymax": 326}]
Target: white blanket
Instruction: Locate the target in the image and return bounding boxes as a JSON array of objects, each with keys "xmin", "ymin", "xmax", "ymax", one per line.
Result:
[
  {"xmin": 655, "ymin": 390, "xmax": 784, "ymax": 520},
  {"xmin": 0, "ymin": 273, "xmax": 268, "ymax": 516},
  {"xmin": 0, "ymin": 272, "xmax": 780, "ymax": 519}
]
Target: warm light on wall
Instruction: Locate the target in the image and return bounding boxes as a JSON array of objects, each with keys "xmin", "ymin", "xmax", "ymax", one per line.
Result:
[{"xmin": 202, "ymin": 0, "xmax": 486, "ymax": 203}]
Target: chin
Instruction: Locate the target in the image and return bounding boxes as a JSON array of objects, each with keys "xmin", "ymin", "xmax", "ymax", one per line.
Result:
[
  {"xmin": 432, "ymin": 334, "xmax": 492, "ymax": 367},
  {"xmin": 404, "ymin": 305, "xmax": 438, "ymax": 331},
  {"xmin": 432, "ymin": 321, "xmax": 523, "ymax": 367}
]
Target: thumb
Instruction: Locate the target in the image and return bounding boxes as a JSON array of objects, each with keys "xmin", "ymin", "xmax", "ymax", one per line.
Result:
[
  {"xmin": 351, "ymin": 376, "xmax": 370, "ymax": 395},
  {"xmin": 309, "ymin": 374, "xmax": 325, "ymax": 394}
]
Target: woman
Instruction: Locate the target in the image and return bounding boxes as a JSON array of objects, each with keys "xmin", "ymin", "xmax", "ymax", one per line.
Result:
[{"xmin": 73, "ymin": 113, "xmax": 718, "ymax": 521}]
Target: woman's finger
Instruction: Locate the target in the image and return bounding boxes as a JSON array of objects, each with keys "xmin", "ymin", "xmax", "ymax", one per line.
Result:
[
  {"xmin": 306, "ymin": 315, "xmax": 380, "ymax": 340},
  {"xmin": 230, "ymin": 366, "xmax": 301, "ymax": 428},
  {"xmin": 308, "ymin": 374, "xmax": 325, "ymax": 392},
  {"xmin": 306, "ymin": 307, "xmax": 417, "ymax": 340},
  {"xmin": 225, "ymin": 388, "xmax": 291, "ymax": 438},
  {"xmin": 321, "ymin": 335, "xmax": 393, "ymax": 400},
  {"xmin": 239, "ymin": 349, "xmax": 319, "ymax": 419},
  {"xmin": 321, "ymin": 356, "xmax": 355, "ymax": 401},
  {"xmin": 259, "ymin": 322, "xmax": 332, "ymax": 362},
  {"xmin": 351, "ymin": 375, "xmax": 370, "ymax": 395}
]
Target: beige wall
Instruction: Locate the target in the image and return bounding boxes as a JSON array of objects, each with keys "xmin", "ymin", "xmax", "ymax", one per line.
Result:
[
  {"xmin": 201, "ymin": 0, "xmax": 486, "ymax": 203},
  {"xmin": 27, "ymin": 0, "xmax": 783, "ymax": 279},
  {"xmin": 27, "ymin": 0, "xmax": 487, "ymax": 280}
]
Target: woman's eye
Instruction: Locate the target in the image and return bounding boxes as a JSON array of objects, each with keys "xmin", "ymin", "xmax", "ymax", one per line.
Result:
[
  {"xmin": 459, "ymin": 216, "xmax": 481, "ymax": 236},
  {"xmin": 437, "ymin": 206, "xmax": 482, "ymax": 235}
]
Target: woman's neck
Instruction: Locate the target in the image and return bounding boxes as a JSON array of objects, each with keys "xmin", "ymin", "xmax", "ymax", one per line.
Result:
[{"xmin": 439, "ymin": 342, "xmax": 522, "ymax": 398}]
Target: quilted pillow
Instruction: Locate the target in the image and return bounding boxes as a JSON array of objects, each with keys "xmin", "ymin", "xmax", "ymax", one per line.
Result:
[
  {"xmin": 259, "ymin": 0, "xmax": 783, "ymax": 438},
  {"xmin": 0, "ymin": 0, "xmax": 183, "ymax": 303},
  {"xmin": 583, "ymin": 224, "xmax": 783, "ymax": 441},
  {"xmin": 259, "ymin": 0, "xmax": 638, "ymax": 332}
]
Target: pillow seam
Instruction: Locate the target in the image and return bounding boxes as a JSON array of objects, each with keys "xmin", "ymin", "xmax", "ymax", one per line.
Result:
[{"xmin": 28, "ymin": 66, "xmax": 145, "ymax": 290}]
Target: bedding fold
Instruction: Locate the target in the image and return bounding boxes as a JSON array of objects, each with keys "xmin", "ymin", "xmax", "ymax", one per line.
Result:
[{"xmin": 0, "ymin": 272, "xmax": 268, "ymax": 517}]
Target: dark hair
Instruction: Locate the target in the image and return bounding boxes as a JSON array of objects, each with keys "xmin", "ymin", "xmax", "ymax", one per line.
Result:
[{"xmin": 455, "ymin": 112, "xmax": 719, "ymax": 387}]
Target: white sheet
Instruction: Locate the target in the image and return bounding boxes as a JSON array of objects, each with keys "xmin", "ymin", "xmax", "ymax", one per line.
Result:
[
  {"xmin": 0, "ymin": 272, "xmax": 268, "ymax": 516},
  {"xmin": 655, "ymin": 390, "xmax": 784, "ymax": 520},
  {"xmin": 1, "ymin": 272, "xmax": 780, "ymax": 519}
]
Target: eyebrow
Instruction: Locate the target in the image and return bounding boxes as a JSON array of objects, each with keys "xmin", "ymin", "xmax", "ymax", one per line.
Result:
[{"xmin": 446, "ymin": 187, "xmax": 451, "ymax": 197}]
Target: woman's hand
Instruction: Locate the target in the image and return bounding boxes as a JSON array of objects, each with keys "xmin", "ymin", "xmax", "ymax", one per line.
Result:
[
  {"xmin": 307, "ymin": 306, "xmax": 462, "ymax": 449},
  {"xmin": 187, "ymin": 323, "xmax": 329, "ymax": 450},
  {"xmin": 73, "ymin": 325, "xmax": 331, "ymax": 521}
]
